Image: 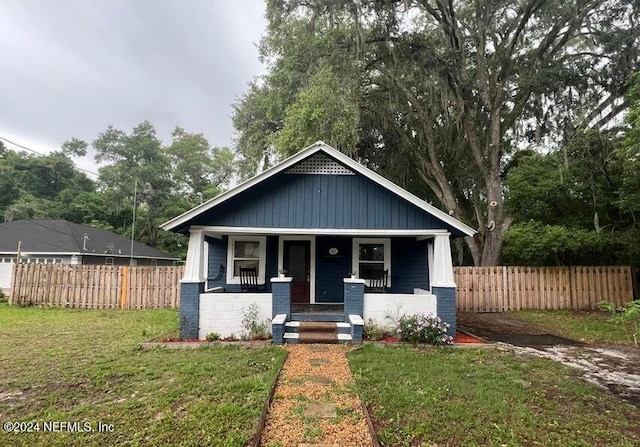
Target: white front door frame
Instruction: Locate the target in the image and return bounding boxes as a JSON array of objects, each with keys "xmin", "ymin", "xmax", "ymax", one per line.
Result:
[{"xmin": 278, "ymin": 235, "xmax": 316, "ymax": 304}]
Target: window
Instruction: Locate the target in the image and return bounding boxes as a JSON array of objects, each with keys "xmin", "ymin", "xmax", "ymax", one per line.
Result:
[
  {"xmin": 352, "ymin": 238, "xmax": 391, "ymax": 287},
  {"xmin": 226, "ymin": 236, "xmax": 266, "ymax": 284},
  {"xmin": 105, "ymin": 257, "xmax": 114, "ymax": 265}
]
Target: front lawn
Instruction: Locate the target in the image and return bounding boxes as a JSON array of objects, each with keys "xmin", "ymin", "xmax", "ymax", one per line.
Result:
[
  {"xmin": 0, "ymin": 305, "xmax": 286, "ymax": 447},
  {"xmin": 510, "ymin": 309, "xmax": 633, "ymax": 344},
  {"xmin": 348, "ymin": 345, "xmax": 640, "ymax": 447}
]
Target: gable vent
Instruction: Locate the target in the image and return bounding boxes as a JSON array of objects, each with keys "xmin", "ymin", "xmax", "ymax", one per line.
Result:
[{"xmin": 285, "ymin": 153, "xmax": 354, "ymax": 175}]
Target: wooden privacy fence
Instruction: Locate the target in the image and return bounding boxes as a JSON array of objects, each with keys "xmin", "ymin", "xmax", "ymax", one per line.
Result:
[
  {"xmin": 8, "ymin": 264, "xmax": 635, "ymax": 312},
  {"xmin": 10, "ymin": 264, "xmax": 184, "ymax": 309},
  {"xmin": 455, "ymin": 266, "xmax": 634, "ymax": 312}
]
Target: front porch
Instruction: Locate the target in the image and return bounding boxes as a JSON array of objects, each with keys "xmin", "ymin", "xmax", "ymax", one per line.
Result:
[{"xmin": 180, "ymin": 228, "xmax": 458, "ymax": 344}]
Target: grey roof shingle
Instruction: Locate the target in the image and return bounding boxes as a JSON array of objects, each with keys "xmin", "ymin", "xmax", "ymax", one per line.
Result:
[{"xmin": 0, "ymin": 220, "xmax": 178, "ymax": 260}]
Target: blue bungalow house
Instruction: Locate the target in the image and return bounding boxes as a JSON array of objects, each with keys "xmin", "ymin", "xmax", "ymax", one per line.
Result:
[{"xmin": 161, "ymin": 142, "xmax": 475, "ymax": 343}]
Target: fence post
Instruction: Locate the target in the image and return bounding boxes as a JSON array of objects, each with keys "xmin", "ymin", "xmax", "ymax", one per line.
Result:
[{"xmin": 120, "ymin": 266, "xmax": 128, "ymax": 309}]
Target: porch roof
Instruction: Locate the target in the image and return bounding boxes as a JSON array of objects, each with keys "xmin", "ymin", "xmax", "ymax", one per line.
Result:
[{"xmin": 161, "ymin": 142, "xmax": 476, "ymax": 238}]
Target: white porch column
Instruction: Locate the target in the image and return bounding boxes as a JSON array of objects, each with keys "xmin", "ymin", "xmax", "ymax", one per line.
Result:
[
  {"xmin": 431, "ymin": 233, "xmax": 455, "ymax": 288},
  {"xmin": 183, "ymin": 228, "xmax": 205, "ymax": 282}
]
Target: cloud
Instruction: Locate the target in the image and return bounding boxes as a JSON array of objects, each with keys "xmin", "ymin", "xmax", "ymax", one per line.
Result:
[{"xmin": 0, "ymin": 0, "xmax": 267, "ymax": 173}]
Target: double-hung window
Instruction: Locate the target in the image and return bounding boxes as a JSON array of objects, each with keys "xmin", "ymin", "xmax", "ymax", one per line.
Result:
[
  {"xmin": 226, "ymin": 236, "xmax": 266, "ymax": 284},
  {"xmin": 352, "ymin": 238, "xmax": 391, "ymax": 287}
]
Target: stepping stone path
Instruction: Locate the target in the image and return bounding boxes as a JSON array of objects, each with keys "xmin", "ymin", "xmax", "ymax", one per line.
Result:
[{"xmin": 260, "ymin": 344, "xmax": 374, "ymax": 447}]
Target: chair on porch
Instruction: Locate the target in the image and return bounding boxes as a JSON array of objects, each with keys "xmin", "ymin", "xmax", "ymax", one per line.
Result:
[
  {"xmin": 365, "ymin": 269, "xmax": 388, "ymax": 293},
  {"xmin": 239, "ymin": 267, "xmax": 266, "ymax": 292}
]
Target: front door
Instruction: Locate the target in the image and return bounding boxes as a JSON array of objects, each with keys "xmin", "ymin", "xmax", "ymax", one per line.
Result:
[{"xmin": 283, "ymin": 240, "xmax": 310, "ymax": 304}]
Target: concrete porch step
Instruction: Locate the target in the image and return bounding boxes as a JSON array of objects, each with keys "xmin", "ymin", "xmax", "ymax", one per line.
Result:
[
  {"xmin": 284, "ymin": 320, "xmax": 353, "ymax": 344},
  {"xmin": 290, "ymin": 312, "xmax": 345, "ymax": 322},
  {"xmin": 286, "ymin": 321, "xmax": 351, "ymax": 335},
  {"xmin": 283, "ymin": 332, "xmax": 353, "ymax": 344}
]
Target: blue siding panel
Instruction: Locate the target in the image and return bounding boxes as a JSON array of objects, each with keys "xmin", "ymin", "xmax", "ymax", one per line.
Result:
[
  {"xmin": 388, "ymin": 238, "xmax": 430, "ymax": 294},
  {"xmin": 206, "ymin": 237, "xmax": 227, "ymax": 290},
  {"xmin": 192, "ymin": 171, "xmax": 458, "ymax": 232},
  {"xmin": 265, "ymin": 236, "xmax": 278, "ymax": 284}
]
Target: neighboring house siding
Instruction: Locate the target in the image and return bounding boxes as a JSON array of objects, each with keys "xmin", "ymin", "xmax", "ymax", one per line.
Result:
[
  {"xmin": 0, "ymin": 263, "xmax": 13, "ymax": 293},
  {"xmin": 315, "ymin": 236, "xmax": 352, "ymax": 303},
  {"xmin": 206, "ymin": 236, "xmax": 278, "ymax": 292},
  {"xmin": 191, "ymin": 173, "xmax": 454, "ymax": 231},
  {"xmin": 388, "ymin": 238, "xmax": 430, "ymax": 294},
  {"xmin": 80, "ymin": 256, "xmax": 174, "ymax": 266}
]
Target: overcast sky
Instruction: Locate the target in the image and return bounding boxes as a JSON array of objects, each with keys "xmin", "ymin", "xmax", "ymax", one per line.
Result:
[{"xmin": 0, "ymin": 0, "xmax": 267, "ymax": 176}]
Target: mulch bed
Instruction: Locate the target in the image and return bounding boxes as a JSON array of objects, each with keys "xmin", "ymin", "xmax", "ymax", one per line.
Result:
[{"xmin": 454, "ymin": 331, "xmax": 486, "ymax": 344}]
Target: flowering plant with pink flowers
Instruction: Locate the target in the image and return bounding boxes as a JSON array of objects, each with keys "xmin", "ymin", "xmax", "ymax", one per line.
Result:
[{"xmin": 395, "ymin": 313, "xmax": 453, "ymax": 346}]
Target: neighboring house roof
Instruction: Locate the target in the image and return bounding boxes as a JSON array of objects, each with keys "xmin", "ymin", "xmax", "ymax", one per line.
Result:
[
  {"xmin": 161, "ymin": 141, "xmax": 476, "ymax": 237},
  {"xmin": 0, "ymin": 220, "xmax": 178, "ymax": 260}
]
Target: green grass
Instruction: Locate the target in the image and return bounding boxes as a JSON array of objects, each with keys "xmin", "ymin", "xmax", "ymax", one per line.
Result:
[
  {"xmin": 510, "ymin": 309, "xmax": 633, "ymax": 344},
  {"xmin": 348, "ymin": 345, "xmax": 640, "ymax": 447},
  {"xmin": 0, "ymin": 304, "xmax": 286, "ymax": 447}
]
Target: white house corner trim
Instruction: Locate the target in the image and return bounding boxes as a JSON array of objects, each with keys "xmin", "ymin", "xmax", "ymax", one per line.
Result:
[{"xmin": 183, "ymin": 228, "xmax": 206, "ymax": 282}]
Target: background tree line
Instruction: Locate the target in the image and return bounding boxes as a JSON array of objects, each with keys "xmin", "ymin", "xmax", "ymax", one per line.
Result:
[
  {"xmin": 2, "ymin": 0, "xmax": 640, "ymax": 266},
  {"xmin": 0, "ymin": 123, "xmax": 234, "ymax": 258}
]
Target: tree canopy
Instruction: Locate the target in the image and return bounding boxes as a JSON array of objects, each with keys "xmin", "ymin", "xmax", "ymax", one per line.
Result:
[{"xmin": 232, "ymin": 0, "xmax": 640, "ymax": 265}]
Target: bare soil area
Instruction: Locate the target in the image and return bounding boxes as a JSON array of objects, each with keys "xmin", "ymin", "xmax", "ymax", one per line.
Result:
[{"xmin": 459, "ymin": 312, "xmax": 640, "ymax": 407}]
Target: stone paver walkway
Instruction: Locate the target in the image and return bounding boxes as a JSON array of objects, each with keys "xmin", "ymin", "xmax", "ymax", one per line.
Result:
[{"xmin": 260, "ymin": 344, "xmax": 374, "ymax": 447}]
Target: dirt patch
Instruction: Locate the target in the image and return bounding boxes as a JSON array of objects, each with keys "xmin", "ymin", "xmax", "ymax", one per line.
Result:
[
  {"xmin": 458, "ymin": 312, "xmax": 583, "ymax": 346},
  {"xmin": 459, "ymin": 312, "xmax": 640, "ymax": 407}
]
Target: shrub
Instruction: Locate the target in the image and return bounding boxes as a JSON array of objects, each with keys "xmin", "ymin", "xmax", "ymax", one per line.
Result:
[
  {"xmin": 0, "ymin": 291, "xmax": 8, "ymax": 304},
  {"xmin": 205, "ymin": 332, "xmax": 221, "ymax": 342},
  {"xmin": 363, "ymin": 318, "xmax": 395, "ymax": 340},
  {"xmin": 240, "ymin": 302, "xmax": 271, "ymax": 340},
  {"xmin": 396, "ymin": 313, "xmax": 453, "ymax": 346}
]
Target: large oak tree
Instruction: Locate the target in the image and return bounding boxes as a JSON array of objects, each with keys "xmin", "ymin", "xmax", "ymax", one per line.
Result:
[{"xmin": 233, "ymin": 0, "xmax": 640, "ymax": 265}]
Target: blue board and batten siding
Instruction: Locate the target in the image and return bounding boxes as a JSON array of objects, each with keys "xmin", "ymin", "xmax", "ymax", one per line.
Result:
[
  {"xmin": 190, "ymin": 173, "xmax": 464, "ymax": 235},
  {"xmin": 206, "ymin": 235, "xmax": 430, "ymax": 301},
  {"xmin": 389, "ymin": 238, "xmax": 430, "ymax": 293}
]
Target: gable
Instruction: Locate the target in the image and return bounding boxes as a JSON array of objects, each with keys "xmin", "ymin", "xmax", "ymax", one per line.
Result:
[
  {"xmin": 162, "ymin": 142, "xmax": 475, "ymax": 237},
  {"xmin": 189, "ymin": 170, "xmax": 460, "ymax": 231}
]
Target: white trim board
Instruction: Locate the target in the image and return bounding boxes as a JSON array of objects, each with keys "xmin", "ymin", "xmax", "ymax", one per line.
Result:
[
  {"xmin": 160, "ymin": 141, "xmax": 476, "ymax": 237},
  {"xmin": 196, "ymin": 226, "xmax": 451, "ymax": 237}
]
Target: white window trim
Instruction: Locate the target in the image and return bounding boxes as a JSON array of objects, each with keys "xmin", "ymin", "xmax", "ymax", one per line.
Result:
[
  {"xmin": 226, "ymin": 236, "xmax": 267, "ymax": 285},
  {"xmin": 352, "ymin": 238, "xmax": 391, "ymax": 287}
]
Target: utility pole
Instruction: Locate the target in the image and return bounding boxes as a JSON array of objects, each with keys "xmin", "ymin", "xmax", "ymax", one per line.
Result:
[{"xmin": 130, "ymin": 180, "xmax": 137, "ymax": 266}]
